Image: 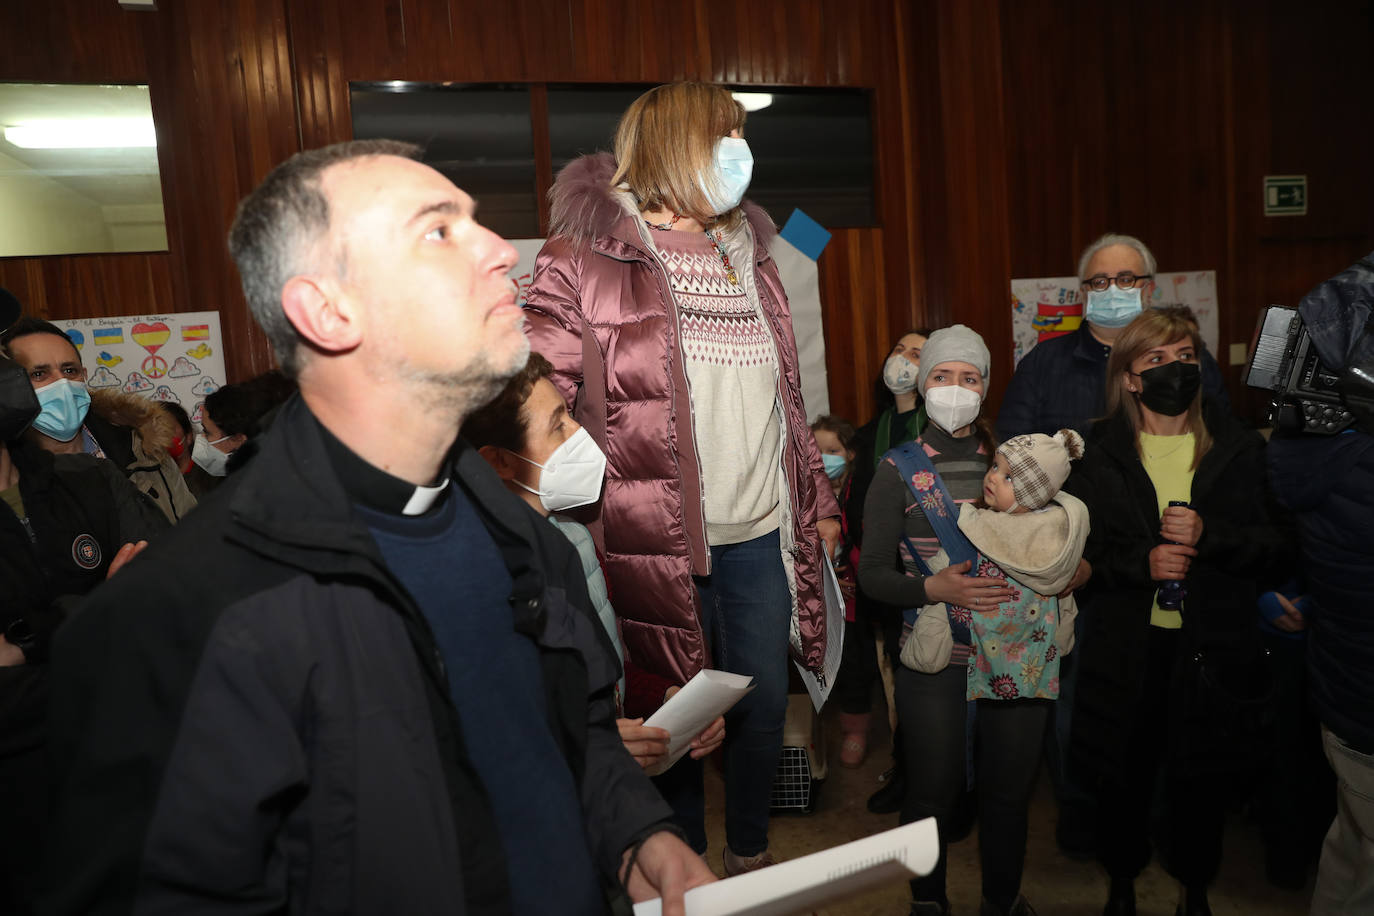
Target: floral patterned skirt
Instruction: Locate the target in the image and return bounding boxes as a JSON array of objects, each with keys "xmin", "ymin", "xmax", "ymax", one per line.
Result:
[{"xmin": 964, "ymin": 555, "xmax": 1062, "ymax": 700}]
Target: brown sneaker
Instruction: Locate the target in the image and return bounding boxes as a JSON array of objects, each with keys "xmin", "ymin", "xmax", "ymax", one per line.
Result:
[{"xmin": 722, "ymin": 847, "xmax": 776, "ymax": 876}]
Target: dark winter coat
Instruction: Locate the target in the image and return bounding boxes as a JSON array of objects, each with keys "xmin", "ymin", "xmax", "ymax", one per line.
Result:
[
  {"xmin": 1065, "ymin": 402, "xmax": 1292, "ymax": 782},
  {"xmin": 1, "ymin": 441, "xmax": 167, "ymax": 665},
  {"xmin": 523, "ymin": 152, "xmax": 841, "ymax": 684},
  {"xmin": 39, "ymin": 395, "xmax": 673, "ymax": 915},
  {"xmin": 0, "ymin": 443, "xmax": 167, "ymax": 916},
  {"xmin": 1269, "ymin": 428, "xmax": 1374, "ymax": 753}
]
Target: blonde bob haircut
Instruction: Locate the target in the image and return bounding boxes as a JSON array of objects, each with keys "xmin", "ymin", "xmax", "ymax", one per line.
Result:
[
  {"xmin": 1104, "ymin": 305, "xmax": 1212, "ymax": 470},
  {"xmin": 611, "ymin": 82, "xmax": 748, "ymax": 228}
]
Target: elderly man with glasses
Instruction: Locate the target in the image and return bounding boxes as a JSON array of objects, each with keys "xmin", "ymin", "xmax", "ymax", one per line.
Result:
[{"xmin": 998, "ymin": 233, "xmax": 1229, "ymax": 443}]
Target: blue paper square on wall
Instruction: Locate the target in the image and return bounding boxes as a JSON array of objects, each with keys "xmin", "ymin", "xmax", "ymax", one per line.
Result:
[{"xmin": 779, "ymin": 208, "xmax": 832, "ymax": 261}]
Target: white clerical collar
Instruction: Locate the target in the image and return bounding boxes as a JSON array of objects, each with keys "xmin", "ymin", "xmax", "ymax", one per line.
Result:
[{"xmin": 401, "ymin": 478, "xmax": 450, "ymax": 516}]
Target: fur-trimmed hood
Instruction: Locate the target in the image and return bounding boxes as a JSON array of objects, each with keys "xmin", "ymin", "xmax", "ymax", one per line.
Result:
[
  {"xmin": 547, "ymin": 151, "xmax": 778, "ymax": 252},
  {"xmin": 90, "ymin": 388, "xmax": 178, "ymax": 462}
]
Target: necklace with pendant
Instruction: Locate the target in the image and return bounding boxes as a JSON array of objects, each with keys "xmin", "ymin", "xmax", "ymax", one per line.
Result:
[
  {"xmin": 706, "ymin": 229, "xmax": 740, "ymax": 286},
  {"xmin": 643, "ymin": 212, "xmax": 682, "ymax": 231}
]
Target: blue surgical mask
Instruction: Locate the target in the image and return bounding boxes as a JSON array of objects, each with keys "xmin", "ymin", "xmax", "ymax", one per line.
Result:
[
  {"xmin": 700, "ymin": 137, "xmax": 754, "ymax": 215},
  {"xmin": 33, "ymin": 378, "xmax": 91, "ymax": 442},
  {"xmin": 822, "ymin": 453, "xmax": 849, "ymax": 479},
  {"xmin": 1084, "ymin": 285, "xmax": 1144, "ymax": 329}
]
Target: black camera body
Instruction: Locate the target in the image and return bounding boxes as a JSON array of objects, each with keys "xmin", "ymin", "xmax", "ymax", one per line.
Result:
[{"xmin": 1246, "ymin": 305, "xmax": 1371, "ymax": 434}]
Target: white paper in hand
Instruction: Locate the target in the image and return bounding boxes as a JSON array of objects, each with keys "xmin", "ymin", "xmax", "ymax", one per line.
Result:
[
  {"xmin": 793, "ymin": 552, "xmax": 846, "ymax": 712},
  {"xmin": 632, "ymin": 817, "xmax": 939, "ymax": 916},
  {"xmin": 642, "ymin": 669, "xmax": 754, "ymax": 777}
]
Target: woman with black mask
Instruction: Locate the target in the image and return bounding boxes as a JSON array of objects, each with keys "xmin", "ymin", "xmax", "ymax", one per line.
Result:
[{"xmin": 1065, "ymin": 306, "xmax": 1290, "ymax": 916}]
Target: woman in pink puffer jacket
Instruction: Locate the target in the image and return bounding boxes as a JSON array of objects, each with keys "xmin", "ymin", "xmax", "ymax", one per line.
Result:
[{"xmin": 524, "ymin": 82, "xmax": 840, "ymax": 874}]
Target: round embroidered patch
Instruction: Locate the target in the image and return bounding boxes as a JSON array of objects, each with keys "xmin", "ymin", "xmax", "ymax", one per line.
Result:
[{"xmin": 71, "ymin": 534, "xmax": 102, "ymax": 570}]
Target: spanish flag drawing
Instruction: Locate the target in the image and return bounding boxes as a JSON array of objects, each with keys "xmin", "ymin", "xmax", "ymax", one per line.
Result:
[{"xmin": 181, "ymin": 324, "xmax": 210, "ymax": 341}]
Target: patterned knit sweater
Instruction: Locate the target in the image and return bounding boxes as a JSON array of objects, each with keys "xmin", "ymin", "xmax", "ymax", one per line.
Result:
[{"xmin": 652, "ymin": 228, "xmax": 782, "ymax": 546}]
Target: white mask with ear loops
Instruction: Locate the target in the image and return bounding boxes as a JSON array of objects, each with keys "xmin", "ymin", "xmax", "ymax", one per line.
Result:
[
  {"xmin": 510, "ymin": 427, "xmax": 607, "ymax": 512},
  {"xmin": 924, "ymin": 386, "xmax": 983, "ymax": 433}
]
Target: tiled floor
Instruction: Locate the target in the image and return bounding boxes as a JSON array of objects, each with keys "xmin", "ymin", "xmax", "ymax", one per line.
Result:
[{"xmin": 695, "ymin": 699, "xmax": 1317, "ymax": 915}]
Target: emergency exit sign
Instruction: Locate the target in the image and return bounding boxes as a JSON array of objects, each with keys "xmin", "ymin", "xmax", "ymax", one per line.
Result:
[{"xmin": 1264, "ymin": 175, "xmax": 1307, "ymax": 216}]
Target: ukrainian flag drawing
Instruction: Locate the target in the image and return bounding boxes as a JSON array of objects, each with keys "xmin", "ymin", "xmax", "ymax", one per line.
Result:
[{"xmin": 94, "ymin": 327, "xmax": 124, "ymax": 346}]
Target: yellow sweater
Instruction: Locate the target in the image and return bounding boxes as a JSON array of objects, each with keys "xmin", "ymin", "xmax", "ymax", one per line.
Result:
[{"xmin": 1139, "ymin": 432, "xmax": 1195, "ymax": 629}]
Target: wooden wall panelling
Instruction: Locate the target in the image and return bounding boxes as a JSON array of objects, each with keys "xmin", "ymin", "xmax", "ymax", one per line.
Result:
[
  {"xmin": 289, "ymin": 0, "xmax": 358, "ymax": 148},
  {"xmin": 143, "ymin": 0, "xmax": 301, "ymax": 383},
  {"xmin": 817, "ymin": 228, "xmax": 889, "ymax": 425},
  {"xmin": 0, "ymin": 255, "xmax": 175, "ymax": 322},
  {"xmin": 0, "ymin": 0, "xmax": 148, "ymax": 84},
  {"xmin": 913, "ymin": 0, "xmax": 1014, "ymax": 410},
  {"xmin": 865, "ymin": 0, "xmax": 926, "ymax": 371}
]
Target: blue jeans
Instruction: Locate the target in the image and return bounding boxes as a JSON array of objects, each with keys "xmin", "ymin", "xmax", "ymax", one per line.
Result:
[{"xmin": 653, "ymin": 529, "xmax": 792, "ymax": 857}]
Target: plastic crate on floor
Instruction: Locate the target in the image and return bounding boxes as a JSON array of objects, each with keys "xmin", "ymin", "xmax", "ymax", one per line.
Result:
[
  {"xmin": 770, "ymin": 694, "xmax": 825, "ymax": 814},
  {"xmin": 770, "ymin": 745, "xmax": 815, "ymax": 812}
]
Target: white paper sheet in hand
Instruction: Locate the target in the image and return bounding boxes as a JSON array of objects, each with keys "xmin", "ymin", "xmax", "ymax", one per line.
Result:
[
  {"xmin": 793, "ymin": 552, "xmax": 846, "ymax": 712},
  {"xmin": 632, "ymin": 817, "xmax": 939, "ymax": 916},
  {"xmin": 642, "ymin": 669, "xmax": 754, "ymax": 777}
]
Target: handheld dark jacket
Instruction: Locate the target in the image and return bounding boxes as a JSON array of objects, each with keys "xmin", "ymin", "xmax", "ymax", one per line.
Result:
[
  {"xmin": 1064, "ymin": 402, "xmax": 1292, "ymax": 781},
  {"xmin": 40, "ymin": 396, "xmax": 673, "ymax": 915}
]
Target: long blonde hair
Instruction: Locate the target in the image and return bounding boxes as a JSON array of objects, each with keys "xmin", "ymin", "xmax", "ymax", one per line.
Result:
[
  {"xmin": 611, "ymin": 82, "xmax": 747, "ymax": 228},
  {"xmin": 1104, "ymin": 306, "xmax": 1212, "ymax": 469}
]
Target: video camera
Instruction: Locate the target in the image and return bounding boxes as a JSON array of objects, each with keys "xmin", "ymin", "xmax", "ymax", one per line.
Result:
[{"xmin": 1246, "ymin": 305, "xmax": 1374, "ymax": 434}]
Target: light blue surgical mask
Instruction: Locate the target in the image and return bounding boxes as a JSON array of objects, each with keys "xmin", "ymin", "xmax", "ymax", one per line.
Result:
[
  {"xmin": 822, "ymin": 453, "xmax": 849, "ymax": 479},
  {"xmin": 33, "ymin": 378, "xmax": 91, "ymax": 442},
  {"xmin": 700, "ymin": 137, "xmax": 754, "ymax": 215},
  {"xmin": 1084, "ymin": 285, "xmax": 1144, "ymax": 329}
]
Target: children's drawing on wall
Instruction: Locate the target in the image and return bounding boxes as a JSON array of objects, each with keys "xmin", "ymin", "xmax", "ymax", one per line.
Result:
[
  {"xmin": 1011, "ymin": 271, "xmax": 1219, "ymax": 368},
  {"xmin": 57, "ymin": 311, "xmax": 226, "ymax": 429}
]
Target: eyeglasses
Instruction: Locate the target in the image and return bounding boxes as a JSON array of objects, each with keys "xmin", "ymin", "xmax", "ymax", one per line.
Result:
[{"xmin": 1082, "ymin": 272, "xmax": 1153, "ymax": 291}]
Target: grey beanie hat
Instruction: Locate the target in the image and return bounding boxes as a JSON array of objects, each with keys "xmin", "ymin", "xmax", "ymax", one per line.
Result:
[{"xmin": 917, "ymin": 324, "xmax": 991, "ymax": 393}]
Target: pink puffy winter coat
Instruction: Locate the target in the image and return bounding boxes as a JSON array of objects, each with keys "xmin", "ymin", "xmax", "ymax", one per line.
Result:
[{"xmin": 524, "ymin": 152, "xmax": 841, "ymax": 684}]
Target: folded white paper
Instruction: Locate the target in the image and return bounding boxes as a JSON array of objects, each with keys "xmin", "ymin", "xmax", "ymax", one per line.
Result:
[
  {"xmin": 632, "ymin": 817, "xmax": 939, "ymax": 916},
  {"xmin": 793, "ymin": 552, "xmax": 846, "ymax": 712},
  {"xmin": 642, "ymin": 669, "xmax": 754, "ymax": 777}
]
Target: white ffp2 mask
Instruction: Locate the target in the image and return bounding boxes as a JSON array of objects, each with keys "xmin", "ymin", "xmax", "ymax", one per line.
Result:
[
  {"xmin": 512, "ymin": 426, "xmax": 607, "ymax": 512},
  {"xmin": 924, "ymin": 385, "xmax": 983, "ymax": 434}
]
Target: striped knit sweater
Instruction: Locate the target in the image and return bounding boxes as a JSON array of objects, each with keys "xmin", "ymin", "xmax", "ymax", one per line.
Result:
[{"xmin": 652, "ymin": 227, "xmax": 782, "ymax": 546}]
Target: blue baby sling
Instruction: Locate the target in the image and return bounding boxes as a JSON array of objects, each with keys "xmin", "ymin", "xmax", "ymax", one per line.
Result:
[{"xmin": 883, "ymin": 440, "xmax": 979, "ymax": 643}]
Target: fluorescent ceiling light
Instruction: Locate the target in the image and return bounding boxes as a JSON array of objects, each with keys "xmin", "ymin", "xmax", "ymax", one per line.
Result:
[
  {"xmin": 731, "ymin": 92, "xmax": 774, "ymax": 112},
  {"xmin": 4, "ymin": 118, "xmax": 157, "ymax": 149}
]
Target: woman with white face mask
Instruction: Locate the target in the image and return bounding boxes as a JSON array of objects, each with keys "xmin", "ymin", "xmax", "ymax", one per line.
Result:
[
  {"xmin": 836, "ymin": 327, "xmax": 932, "ymax": 781},
  {"xmin": 463, "ymin": 352, "xmax": 728, "ymax": 777},
  {"xmin": 192, "ymin": 372, "xmax": 297, "ymax": 479},
  {"xmin": 524, "ymin": 82, "xmax": 842, "ymax": 875},
  {"xmin": 858, "ymin": 325, "xmax": 1047, "ymax": 916}
]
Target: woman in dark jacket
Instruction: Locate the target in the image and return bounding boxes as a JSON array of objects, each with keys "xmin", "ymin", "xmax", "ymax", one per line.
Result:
[
  {"xmin": 837, "ymin": 327, "xmax": 932, "ymax": 774},
  {"xmin": 1066, "ymin": 307, "xmax": 1290, "ymax": 916}
]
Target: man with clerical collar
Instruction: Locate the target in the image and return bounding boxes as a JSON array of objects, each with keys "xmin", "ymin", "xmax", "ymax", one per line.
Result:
[{"xmin": 40, "ymin": 140, "xmax": 712, "ymax": 915}]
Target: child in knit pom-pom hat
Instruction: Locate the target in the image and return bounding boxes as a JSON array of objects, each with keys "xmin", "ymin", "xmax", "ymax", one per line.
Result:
[{"xmin": 901, "ymin": 429, "xmax": 1092, "ymax": 702}]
